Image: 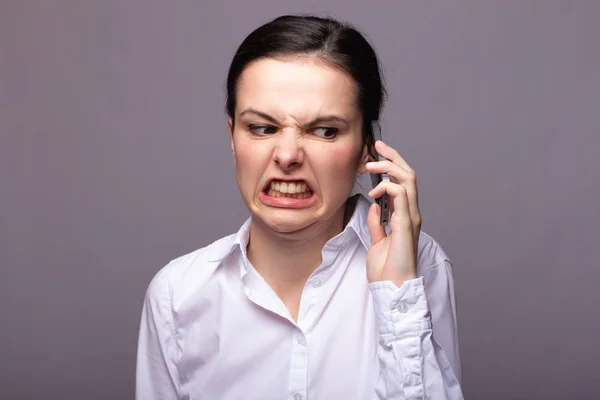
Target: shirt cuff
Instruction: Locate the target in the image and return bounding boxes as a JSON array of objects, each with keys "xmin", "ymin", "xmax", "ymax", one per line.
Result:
[{"xmin": 368, "ymin": 278, "xmax": 431, "ymax": 343}]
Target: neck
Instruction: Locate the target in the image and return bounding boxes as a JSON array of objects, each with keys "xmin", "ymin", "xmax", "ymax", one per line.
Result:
[{"xmin": 246, "ymin": 196, "xmax": 359, "ymax": 294}]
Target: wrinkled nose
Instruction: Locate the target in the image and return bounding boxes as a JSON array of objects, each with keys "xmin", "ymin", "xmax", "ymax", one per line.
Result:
[{"xmin": 273, "ymin": 132, "xmax": 304, "ymax": 171}]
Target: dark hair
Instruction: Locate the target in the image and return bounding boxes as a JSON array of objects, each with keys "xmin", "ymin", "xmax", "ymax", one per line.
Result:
[{"xmin": 225, "ymin": 14, "xmax": 386, "ymax": 160}]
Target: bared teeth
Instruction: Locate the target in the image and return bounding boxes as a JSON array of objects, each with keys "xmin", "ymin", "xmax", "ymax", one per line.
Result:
[
  {"xmin": 267, "ymin": 189, "xmax": 310, "ymax": 199},
  {"xmin": 270, "ymin": 180, "xmax": 310, "ymax": 194}
]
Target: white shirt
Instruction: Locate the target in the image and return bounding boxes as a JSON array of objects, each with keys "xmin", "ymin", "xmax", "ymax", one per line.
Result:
[{"xmin": 136, "ymin": 195, "xmax": 464, "ymax": 399}]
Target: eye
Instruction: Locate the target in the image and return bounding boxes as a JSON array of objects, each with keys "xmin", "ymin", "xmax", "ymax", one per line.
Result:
[
  {"xmin": 248, "ymin": 124, "xmax": 278, "ymax": 136},
  {"xmin": 312, "ymin": 127, "xmax": 339, "ymax": 139}
]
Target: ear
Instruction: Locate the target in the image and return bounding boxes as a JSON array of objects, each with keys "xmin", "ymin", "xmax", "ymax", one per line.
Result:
[
  {"xmin": 228, "ymin": 119, "xmax": 236, "ymax": 166},
  {"xmin": 356, "ymin": 144, "xmax": 369, "ymax": 175}
]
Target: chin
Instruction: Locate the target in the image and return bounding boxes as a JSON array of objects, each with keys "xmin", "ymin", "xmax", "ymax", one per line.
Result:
[
  {"xmin": 259, "ymin": 211, "xmax": 315, "ymax": 234},
  {"xmin": 244, "ymin": 194, "xmax": 343, "ymax": 234}
]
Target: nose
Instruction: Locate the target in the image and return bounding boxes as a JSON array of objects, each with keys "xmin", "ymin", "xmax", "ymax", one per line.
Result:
[{"xmin": 273, "ymin": 130, "xmax": 304, "ymax": 171}]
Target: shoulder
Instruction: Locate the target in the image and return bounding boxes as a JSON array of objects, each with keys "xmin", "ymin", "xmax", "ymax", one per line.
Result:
[
  {"xmin": 144, "ymin": 233, "xmax": 238, "ymax": 305},
  {"xmin": 416, "ymin": 230, "xmax": 453, "ymax": 275}
]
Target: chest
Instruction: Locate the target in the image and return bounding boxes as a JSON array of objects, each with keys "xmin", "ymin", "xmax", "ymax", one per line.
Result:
[{"xmin": 174, "ymin": 264, "xmax": 379, "ymax": 400}]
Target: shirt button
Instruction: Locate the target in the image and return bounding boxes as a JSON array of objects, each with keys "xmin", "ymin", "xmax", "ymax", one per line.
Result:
[
  {"xmin": 396, "ymin": 301, "xmax": 409, "ymax": 313},
  {"xmin": 297, "ymin": 334, "xmax": 306, "ymax": 346},
  {"xmin": 312, "ymin": 279, "xmax": 322, "ymax": 288},
  {"xmin": 293, "ymin": 393, "xmax": 303, "ymax": 400}
]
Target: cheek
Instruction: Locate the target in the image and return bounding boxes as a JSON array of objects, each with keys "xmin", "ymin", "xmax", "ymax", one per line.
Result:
[
  {"xmin": 319, "ymin": 146, "xmax": 361, "ymax": 181},
  {"xmin": 337, "ymin": 142, "xmax": 362, "ymax": 167},
  {"xmin": 234, "ymin": 139, "xmax": 270, "ymax": 183}
]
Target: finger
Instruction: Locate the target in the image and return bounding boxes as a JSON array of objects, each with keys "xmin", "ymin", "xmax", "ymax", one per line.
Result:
[
  {"xmin": 367, "ymin": 202, "xmax": 387, "ymax": 245},
  {"xmin": 370, "ymin": 142, "xmax": 422, "ymax": 253},
  {"xmin": 365, "ymin": 159, "xmax": 414, "ymax": 184},
  {"xmin": 365, "ymin": 155, "xmax": 419, "ymax": 209},
  {"xmin": 368, "ymin": 178, "xmax": 421, "ymax": 229},
  {"xmin": 371, "ymin": 181, "xmax": 422, "ymax": 256},
  {"xmin": 389, "ymin": 184, "xmax": 413, "ymax": 233},
  {"xmin": 374, "ymin": 140, "xmax": 414, "ymax": 173},
  {"xmin": 368, "ymin": 141, "xmax": 422, "ymax": 232}
]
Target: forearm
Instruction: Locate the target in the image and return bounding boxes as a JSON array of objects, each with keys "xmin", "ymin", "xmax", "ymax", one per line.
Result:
[{"xmin": 370, "ymin": 278, "xmax": 463, "ymax": 399}]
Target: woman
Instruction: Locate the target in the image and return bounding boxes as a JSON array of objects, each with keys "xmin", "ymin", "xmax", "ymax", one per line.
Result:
[{"xmin": 137, "ymin": 15, "xmax": 463, "ymax": 400}]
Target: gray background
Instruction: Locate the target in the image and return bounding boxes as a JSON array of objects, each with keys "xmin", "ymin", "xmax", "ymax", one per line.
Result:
[{"xmin": 1, "ymin": 1, "xmax": 599, "ymax": 399}]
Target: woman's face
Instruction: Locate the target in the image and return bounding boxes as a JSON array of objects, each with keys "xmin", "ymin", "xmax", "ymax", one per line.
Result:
[{"xmin": 229, "ymin": 57, "xmax": 368, "ymax": 234}]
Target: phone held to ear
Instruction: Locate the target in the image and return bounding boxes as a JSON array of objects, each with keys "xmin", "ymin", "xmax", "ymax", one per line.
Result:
[{"xmin": 370, "ymin": 121, "xmax": 390, "ymax": 226}]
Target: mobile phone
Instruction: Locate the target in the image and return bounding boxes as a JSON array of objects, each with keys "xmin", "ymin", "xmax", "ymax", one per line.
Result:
[{"xmin": 370, "ymin": 121, "xmax": 390, "ymax": 226}]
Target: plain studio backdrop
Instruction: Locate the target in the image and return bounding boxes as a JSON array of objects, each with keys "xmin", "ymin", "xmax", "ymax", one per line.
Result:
[{"xmin": 1, "ymin": 1, "xmax": 599, "ymax": 399}]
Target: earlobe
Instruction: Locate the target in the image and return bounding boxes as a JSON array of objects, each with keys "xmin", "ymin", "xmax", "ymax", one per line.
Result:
[
  {"xmin": 357, "ymin": 145, "xmax": 369, "ymax": 174},
  {"xmin": 228, "ymin": 119, "xmax": 236, "ymax": 166}
]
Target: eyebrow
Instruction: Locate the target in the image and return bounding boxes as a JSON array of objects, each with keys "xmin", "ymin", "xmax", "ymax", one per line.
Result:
[{"xmin": 238, "ymin": 108, "xmax": 350, "ymax": 127}]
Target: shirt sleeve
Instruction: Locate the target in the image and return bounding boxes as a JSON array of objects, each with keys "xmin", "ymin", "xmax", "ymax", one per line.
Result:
[
  {"xmin": 136, "ymin": 263, "xmax": 180, "ymax": 400},
  {"xmin": 368, "ymin": 264, "xmax": 464, "ymax": 399},
  {"xmin": 424, "ymin": 260, "xmax": 462, "ymax": 383}
]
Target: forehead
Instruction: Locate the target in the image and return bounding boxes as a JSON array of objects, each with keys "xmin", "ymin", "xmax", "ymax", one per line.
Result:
[{"xmin": 236, "ymin": 57, "xmax": 359, "ymax": 120}]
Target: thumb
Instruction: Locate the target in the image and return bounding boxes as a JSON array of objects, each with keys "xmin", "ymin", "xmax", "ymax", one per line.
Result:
[{"xmin": 367, "ymin": 202, "xmax": 387, "ymax": 246}]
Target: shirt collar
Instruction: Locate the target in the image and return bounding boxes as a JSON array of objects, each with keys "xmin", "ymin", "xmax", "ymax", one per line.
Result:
[
  {"xmin": 343, "ymin": 194, "xmax": 372, "ymax": 250},
  {"xmin": 206, "ymin": 194, "xmax": 373, "ymax": 264}
]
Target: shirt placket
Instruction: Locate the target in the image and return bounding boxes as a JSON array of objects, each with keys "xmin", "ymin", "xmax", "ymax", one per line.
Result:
[
  {"xmin": 289, "ymin": 273, "xmax": 326, "ymax": 400},
  {"xmin": 287, "ymin": 243, "xmax": 343, "ymax": 400},
  {"xmin": 288, "ymin": 327, "xmax": 309, "ymax": 400}
]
